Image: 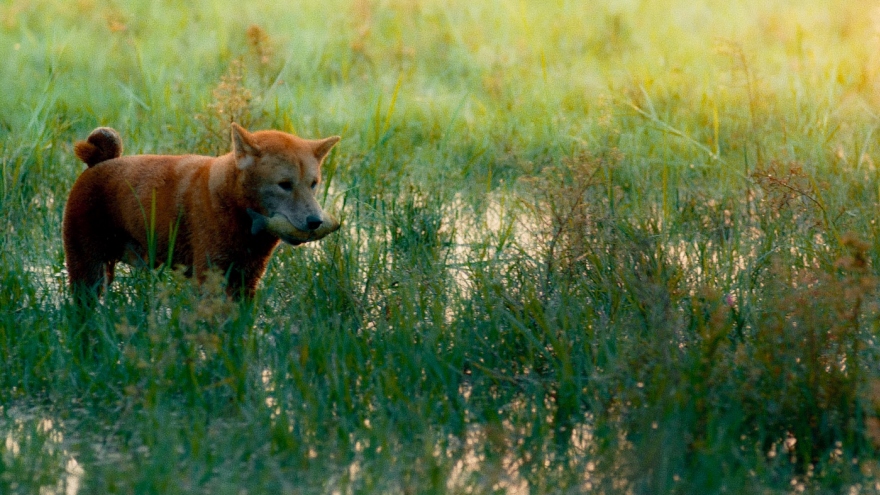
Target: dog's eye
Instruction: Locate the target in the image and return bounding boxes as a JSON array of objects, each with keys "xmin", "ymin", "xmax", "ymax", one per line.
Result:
[
  {"xmin": 278, "ymin": 180, "xmax": 293, "ymax": 191},
  {"xmin": 310, "ymin": 180, "xmax": 318, "ymax": 190}
]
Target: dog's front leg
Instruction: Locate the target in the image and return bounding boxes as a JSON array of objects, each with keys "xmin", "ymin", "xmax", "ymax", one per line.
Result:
[{"xmin": 224, "ymin": 265, "xmax": 259, "ymax": 301}]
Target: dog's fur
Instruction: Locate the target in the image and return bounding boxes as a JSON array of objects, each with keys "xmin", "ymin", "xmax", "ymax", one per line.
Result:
[{"xmin": 63, "ymin": 124, "xmax": 340, "ymax": 301}]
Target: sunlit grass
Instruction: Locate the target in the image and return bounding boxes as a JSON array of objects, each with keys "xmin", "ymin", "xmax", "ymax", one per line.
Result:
[{"xmin": 4, "ymin": 0, "xmax": 880, "ymax": 493}]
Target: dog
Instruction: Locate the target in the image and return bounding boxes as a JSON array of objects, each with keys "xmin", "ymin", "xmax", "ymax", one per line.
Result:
[{"xmin": 62, "ymin": 123, "xmax": 341, "ymax": 302}]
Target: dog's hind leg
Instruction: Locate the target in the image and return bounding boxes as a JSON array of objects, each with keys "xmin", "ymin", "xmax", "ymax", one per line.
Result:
[
  {"xmin": 65, "ymin": 249, "xmax": 110, "ymax": 305},
  {"xmin": 63, "ymin": 216, "xmax": 122, "ymax": 305}
]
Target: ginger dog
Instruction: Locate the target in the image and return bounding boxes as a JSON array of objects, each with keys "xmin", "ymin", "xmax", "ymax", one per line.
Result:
[{"xmin": 63, "ymin": 124, "xmax": 340, "ymax": 301}]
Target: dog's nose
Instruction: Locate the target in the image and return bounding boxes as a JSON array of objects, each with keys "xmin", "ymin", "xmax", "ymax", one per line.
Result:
[{"xmin": 305, "ymin": 215, "xmax": 323, "ymax": 231}]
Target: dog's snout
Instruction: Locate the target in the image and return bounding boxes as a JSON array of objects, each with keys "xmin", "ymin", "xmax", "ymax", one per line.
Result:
[{"xmin": 305, "ymin": 215, "xmax": 323, "ymax": 231}]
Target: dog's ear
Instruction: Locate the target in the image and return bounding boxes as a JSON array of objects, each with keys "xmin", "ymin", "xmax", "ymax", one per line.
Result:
[
  {"xmin": 231, "ymin": 123, "xmax": 259, "ymax": 169},
  {"xmin": 313, "ymin": 136, "xmax": 340, "ymax": 162}
]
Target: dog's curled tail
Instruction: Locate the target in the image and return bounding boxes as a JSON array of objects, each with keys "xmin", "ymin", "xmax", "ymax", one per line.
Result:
[{"xmin": 74, "ymin": 127, "xmax": 123, "ymax": 167}]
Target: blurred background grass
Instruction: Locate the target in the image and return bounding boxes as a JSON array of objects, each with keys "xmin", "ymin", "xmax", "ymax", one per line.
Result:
[{"xmin": 4, "ymin": 0, "xmax": 880, "ymax": 493}]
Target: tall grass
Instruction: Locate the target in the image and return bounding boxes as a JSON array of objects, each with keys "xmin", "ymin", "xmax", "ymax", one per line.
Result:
[{"xmin": 4, "ymin": 0, "xmax": 880, "ymax": 493}]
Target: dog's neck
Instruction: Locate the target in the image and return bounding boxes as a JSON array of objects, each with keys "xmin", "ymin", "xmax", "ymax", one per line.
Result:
[
  {"xmin": 208, "ymin": 153, "xmax": 242, "ymax": 210},
  {"xmin": 207, "ymin": 153, "xmax": 278, "ymax": 250}
]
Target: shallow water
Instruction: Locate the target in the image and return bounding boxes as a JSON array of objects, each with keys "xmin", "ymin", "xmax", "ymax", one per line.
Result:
[{"xmin": 2, "ymin": 406, "xmax": 83, "ymax": 495}]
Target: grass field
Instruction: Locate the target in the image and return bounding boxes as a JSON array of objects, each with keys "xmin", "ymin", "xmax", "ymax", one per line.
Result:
[{"xmin": 4, "ymin": 0, "xmax": 880, "ymax": 493}]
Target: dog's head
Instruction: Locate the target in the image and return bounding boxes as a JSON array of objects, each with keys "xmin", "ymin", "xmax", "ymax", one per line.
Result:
[{"xmin": 231, "ymin": 123, "xmax": 340, "ymax": 245}]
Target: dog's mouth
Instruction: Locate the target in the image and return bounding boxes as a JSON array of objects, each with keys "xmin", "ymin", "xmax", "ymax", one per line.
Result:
[
  {"xmin": 277, "ymin": 234, "xmax": 305, "ymax": 246},
  {"xmin": 276, "ymin": 230, "xmax": 308, "ymax": 246},
  {"xmin": 253, "ymin": 209, "xmax": 341, "ymax": 246}
]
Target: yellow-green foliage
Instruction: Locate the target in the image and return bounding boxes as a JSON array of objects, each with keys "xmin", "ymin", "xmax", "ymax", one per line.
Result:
[{"xmin": 4, "ymin": 1, "xmax": 880, "ymax": 493}]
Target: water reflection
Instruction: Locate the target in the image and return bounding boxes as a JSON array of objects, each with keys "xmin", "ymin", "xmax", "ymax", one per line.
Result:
[{"xmin": 2, "ymin": 407, "xmax": 83, "ymax": 495}]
